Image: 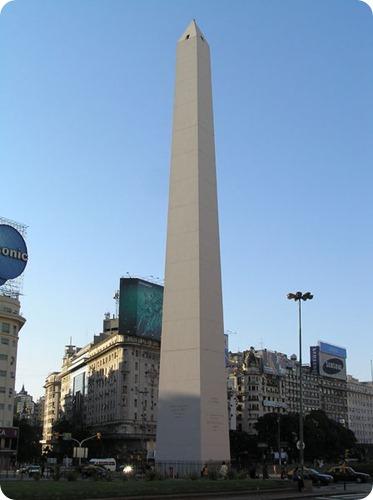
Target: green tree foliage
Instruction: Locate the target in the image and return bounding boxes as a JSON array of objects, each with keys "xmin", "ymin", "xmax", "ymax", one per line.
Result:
[
  {"xmin": 229, "ymin": 430, "xmax": 260, "ymax": 466},
  {"xmin": 14, "ymin": 418, "xmax": 42, "ymax": 464},
  {"xmin": 254, "ymin": 410, "xmax": 356, "ymax": 462},
  {"xmin": 51, "ymin": 416, "xmax": 91, "ymax": 460},
  {"xmin": 303, "ymin": 410, "xmax": 356, "ymax": 461}
]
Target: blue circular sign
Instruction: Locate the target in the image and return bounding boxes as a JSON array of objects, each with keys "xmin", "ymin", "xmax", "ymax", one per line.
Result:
[{"xmin": 0, "ymin": 224, "xmax": 28, "ymax": 284}]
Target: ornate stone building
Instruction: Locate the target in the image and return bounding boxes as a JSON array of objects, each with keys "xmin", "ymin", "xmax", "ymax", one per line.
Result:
[
  {"xmin": 42, "ymin": 316, "xmax": 160, "ymax": 458},
  {"xmin": 0, "ymin": 294, "xmax": 26, "ymax": 468},
  {"xmin": 227, "ymin": 346, "xmax": 348, "ymax": 434}
]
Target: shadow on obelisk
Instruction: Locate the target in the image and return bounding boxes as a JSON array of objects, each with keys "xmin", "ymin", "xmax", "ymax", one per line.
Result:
[{"xmin": 155, "ymin": 392, "xmax": 230, "ymax": 477}]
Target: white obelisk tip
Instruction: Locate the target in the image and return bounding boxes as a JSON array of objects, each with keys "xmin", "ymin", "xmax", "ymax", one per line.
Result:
[{"xmin": 178, "ymin": 19, "xmax": 207, "ymax": 42}]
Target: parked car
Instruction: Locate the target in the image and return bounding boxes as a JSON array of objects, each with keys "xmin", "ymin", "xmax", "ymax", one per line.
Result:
[
  {"xmin": 328, "ymin": 465, "xmax": 371, "ymax": 483},
  {"xmin": 81, "ymin": 464, "xmax": 110, "ymax": 479},
  {"xmin": 287, "ymin": 467, "xmax": 333, "ymax": 485},
  {"xmin": 305, "ymin": 468, "xmax": 334, "ymax": 485}
]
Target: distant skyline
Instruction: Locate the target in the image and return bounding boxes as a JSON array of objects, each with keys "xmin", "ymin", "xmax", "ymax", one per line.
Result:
[{"xmin": 1, "ymin": 0, "xmax": 372, "ymax": 398}]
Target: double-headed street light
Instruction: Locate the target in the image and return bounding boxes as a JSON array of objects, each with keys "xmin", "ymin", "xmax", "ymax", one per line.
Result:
[{"xmin": 287, "ymin": 291, "xmax": 313, "ymax": 477}]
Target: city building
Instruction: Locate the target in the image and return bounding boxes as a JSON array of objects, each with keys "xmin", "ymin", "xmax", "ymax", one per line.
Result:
[
  {"xmin": 347, "ymin": 375, "xmax": 373, "ymax": 445},
  {"xmin": 0, "ymin": 293, "xmax": 26, "ymax": 468},
  {"xmin": 228, "ymin": 348, "xmax": 290, "ymax": 434},
  {"xmin": 42, "ymin": 372, "xmax": 61, "ymax": 447},
  {"xmin": 14, "ymin": 385, "xmax": 35, "ymax": 421},
  {"xmin": 33, "ymin": 396, "xmax": 45, "ymax": 427},
  {"xmin": 42, "ymin": 279, "xmax": 162, "ymax": 459},
  {"xmin": 0, "ymin": 295, "xmax": 25, "ymax": 428},
  {"xmin": 227, "ymin": 343, "xmax": 349, "ymax": 435}
]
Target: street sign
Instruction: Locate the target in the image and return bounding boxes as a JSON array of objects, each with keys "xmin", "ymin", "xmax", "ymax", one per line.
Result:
[
  {"xmin": 257, "ymin": 442, "xmax": 268, "ymax": 449},
  {"xmin": 73, "ymin": 447, "xmax": 88, "ymax": 458},
  {"xmin": 296, "ymin": 440, "xmax": 305, "ymax": 450}
]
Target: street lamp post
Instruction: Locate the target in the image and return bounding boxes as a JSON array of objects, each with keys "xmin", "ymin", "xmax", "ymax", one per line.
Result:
[{"xmin": 287, "ymin": 291, "xmax": 313, "ymax": 478}]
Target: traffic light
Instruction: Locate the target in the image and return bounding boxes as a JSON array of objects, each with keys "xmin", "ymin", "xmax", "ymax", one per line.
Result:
[{"xmin": 96, "ymin": 432, "xmax": 102, "ymax": 440}]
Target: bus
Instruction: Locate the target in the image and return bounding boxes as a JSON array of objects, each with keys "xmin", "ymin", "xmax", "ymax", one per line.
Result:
[{"xmin": 89, "ymin": 458, "xmax": 116, "ymax": 471}]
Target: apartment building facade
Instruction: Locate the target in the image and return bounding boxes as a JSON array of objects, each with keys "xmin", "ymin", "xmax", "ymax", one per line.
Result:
[
  {"xmin": 347, "ymin": 376, "xmax": 373, "ymax": 444},
  {"xmin": 0, "ymin": 294, "xmax": 26, "ymax": 467},
  {"xmin": 42, "ymin": 317, "xmax": 160, "ymax": 458},
  {"xmin": 227, "ymin": 345, "xmax": 348, "ymax": 435},
  {"xmin": 42, "ymin": 372, "xmax": 61, "ymax": 447}
]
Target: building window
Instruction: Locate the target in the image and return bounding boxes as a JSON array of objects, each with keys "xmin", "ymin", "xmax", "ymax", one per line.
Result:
[
  {"xmin": 0, "ymin": 387, "xmax": 6, "ymax": 393},
  {"xmin": 0, "ymin": 370, "xmax": 6, "ymax": 377},
  {"xmin": 1, "ymin": 338, "xmax": 9, "ymax": 345},
  {"xmin": 0, "ymin": 354, "xmax": 8, "ymax": 361},
  {"xmin": 1, "ymin": 323, "xmax": 10, "ymax": 334}
]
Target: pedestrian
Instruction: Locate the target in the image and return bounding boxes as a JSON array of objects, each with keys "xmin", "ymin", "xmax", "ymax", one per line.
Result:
[
  {"xmin": 292, "ymin": 467, "xmax": 304, "ymax": 492},
  {"xmin": 201, "ymin": 465, "xmax": 208, "ymax": 478},
  {"xmin": 219, "ymin": 461, "xmax": 228, "ymax": 479}
]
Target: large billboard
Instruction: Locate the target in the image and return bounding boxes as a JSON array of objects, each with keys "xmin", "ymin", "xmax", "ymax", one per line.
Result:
[
  {"xmin": 0, "ymin": 223, "xmax": 28, "ymax": 287},
  {"xmin": 119, "ymin": 278, "xmax": 163, "ymax": 341},
  {"xmin": 260, "ymin": 350, "xmax": 290, "ymax": 376},
  {"xmin": 318, "ymin": 341, "xmax": 347, "ymax": 381}
]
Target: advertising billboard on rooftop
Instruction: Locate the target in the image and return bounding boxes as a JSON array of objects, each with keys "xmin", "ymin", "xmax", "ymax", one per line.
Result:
[
  {"xmin": 319, "ymin": 341, "xmax": 347, "ymax": 359},
  {"xmin": 317, "ymin": 341, "xmax": 347, "ymax": 381},
  {"xmin": 119, "ymin": 278, "xmax": 163, "ymax": 341}
]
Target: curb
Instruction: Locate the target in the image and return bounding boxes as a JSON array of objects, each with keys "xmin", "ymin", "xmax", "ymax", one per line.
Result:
[
  {"xmin": 85, "ymin": 487, "xmax": 296, "ymax": 500},
  {"xmin": 85, "ymin": 485, "xmax": 372, "ymax": 500}
]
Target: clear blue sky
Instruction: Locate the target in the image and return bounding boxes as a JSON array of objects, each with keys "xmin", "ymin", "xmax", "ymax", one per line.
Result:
[{"xmin": 1, "ymin": 0, "xmax": 372, "ymax": 399}]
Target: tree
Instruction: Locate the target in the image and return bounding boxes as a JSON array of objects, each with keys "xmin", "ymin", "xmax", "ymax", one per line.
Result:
[
  {"xmin": 14, "ymin": 417, "xmax": 42, "ymax": 464},
  {"xmin": 254, "ymin": 410, "xmax": 357, "ymax": 463},
  {"xmin": 254, "ymin": 413, "xmax": 299, "ymax": 462},
  {"xmin": 304, "ymin": 410, "xmax": 356, "ymax": 461},
  {"xmin": 229, "ymin": 430, "xmax": 259, "ymax": 466},
  {"xmin": 51, "ymin": 416, "xmax": 91, "ymax": 461}
]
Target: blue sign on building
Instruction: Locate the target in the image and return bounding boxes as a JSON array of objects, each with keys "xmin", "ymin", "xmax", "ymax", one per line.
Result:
[
  {"xmin": 0, "ymin": 224, "xmax": 28, "ymax": 286},
  {"xmin": 319, "ymin": 341, "xmax": 347, "ymax": 359}
]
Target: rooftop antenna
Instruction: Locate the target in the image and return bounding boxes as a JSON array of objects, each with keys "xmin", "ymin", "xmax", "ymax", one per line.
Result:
[
  {"xmin": 371, "ymin": 360, "xmax": 373, "ymax": 383},
  {"xmin": 69, "ymin": 336, "xmax": 72, "ymax": 346},
  {"xmin": 113, "ymin": 290, "xmax": 120, "ymax": 318},
  {"xmin": 225, "ymin": 329, "xmax": 238, "ymax": 336}
]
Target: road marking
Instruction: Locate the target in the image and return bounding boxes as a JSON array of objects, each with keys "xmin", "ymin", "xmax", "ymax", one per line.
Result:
[{"xmin": 315, "ymin": 495, "xmax": 369, "ymax": 500}]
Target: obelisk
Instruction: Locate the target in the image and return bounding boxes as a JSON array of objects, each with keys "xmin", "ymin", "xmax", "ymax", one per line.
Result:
[{"xmin": 156, "ymin": 20, "xmax": 230, "ymax": 471}]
